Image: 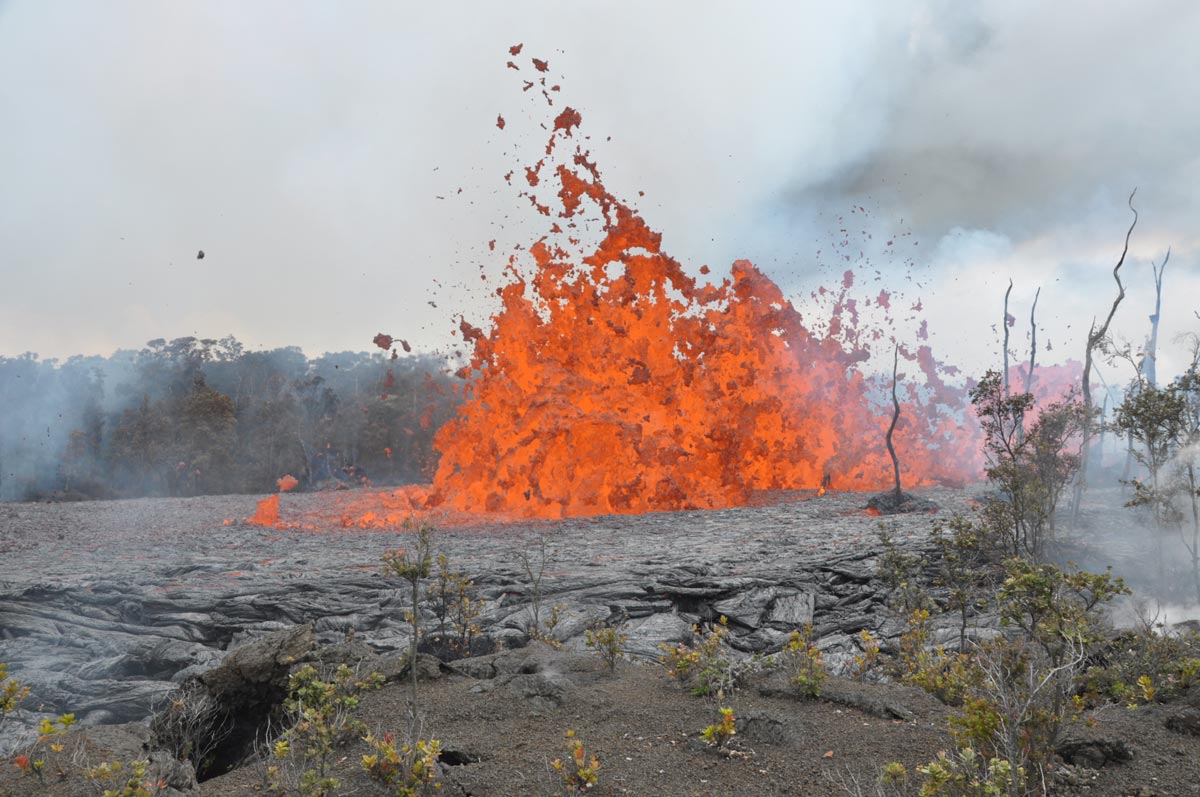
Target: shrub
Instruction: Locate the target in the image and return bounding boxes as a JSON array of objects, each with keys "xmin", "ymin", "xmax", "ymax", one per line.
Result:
[
  {"xmin": 11, "ymin": 713, "xmax": 76, "ymax": 784},
  {"xmin": 851, "ymin": 629, "xmax": 882, "ymax": 681},
  {"xmin": 381, "ymin": 518, "xmax": 434, "ymax": 715},
  {"xmin": 263, "ymin": 663, "xmax": 383, "ymax": 797},
  {"xmin": 83, "ymin": 759, "xmax": 168, "ymax": 797},
  {"xmin": 151, "ymin": 680, "xmax": 231, "ymax": 771},
  {"xmin": 0, "ymin": 662, "xmax": 31, "ymax": 757},
  {"xmin": 931, "ymin": 514, "xmax": 1002, "ymax": 651},
  {"xmin": 519, "ymin": 531, "xmax": 555, "ymax": 642},
  {"xmin": 916, "ymin": 747, "xmax": 1016, "ymax": 797},
  {"xmin": 782, "ymin": 625, "xmax": 827, "ymax": 698},
  {"xmin": 549, "ymin": 730, "xmax": 599, "ymax": 794},
  {"xmin": 428, "ymin": 553, "xmax": 482, "ymax": 661},
  {"xmin": 699, "ymin": 707, "xmax": 736, "ymax": 749},
  {"xmin": 898, "ymin": 609, "xmax": 981, "ymax": 706},
  {"xmin": 361, "ymin": 731, "xmax": 441, "ymax": 796},
  {"xmin": 877, "ymin": 526, "xmax": 934, "ymax": 616},
  {"xmin": 584, "ymin": 623, "xmax": 628, "ymax": 672},
  {"xmin": 0, "ymin": 662, "xmax": 29, "ymax": 726},
  {"xmin": 970, "ymin": 371, "xmax": 1088, "ymax": 560},
  {"xmin": 1079, "ymin": 622, "xmax": 1200, "ymax": 706},
  {"xmin": 658, "ymin": 616, "xmax": 765, "ymax": 698}
]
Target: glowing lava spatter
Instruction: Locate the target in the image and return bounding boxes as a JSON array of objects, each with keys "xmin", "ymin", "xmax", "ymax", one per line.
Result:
[
  {"xmin": 250, "ymin": 50, "xmax": 1078, "ymax": 530},
  {"xmin": 423, "ymin": 102, "xmax": 977, "ymax": 519}
]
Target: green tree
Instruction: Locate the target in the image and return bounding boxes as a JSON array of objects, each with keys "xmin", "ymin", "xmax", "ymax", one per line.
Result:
[{"xmin": 971, "ymin": 371, "xmax": 1088, "ymax": 559}]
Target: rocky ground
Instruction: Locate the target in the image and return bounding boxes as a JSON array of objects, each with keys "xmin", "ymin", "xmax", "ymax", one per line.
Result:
[
  {"xmin": 1, "ymin": 486, "xmax": 1199, "ymax": 795},
  {"xmin": 0, "ymin": 487, "xmax": 963, "ymax": 736}
]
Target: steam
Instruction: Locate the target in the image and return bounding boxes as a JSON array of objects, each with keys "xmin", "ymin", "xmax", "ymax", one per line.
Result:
[
  {"xmin": 0, "ymin": 343, "xmax": 457, "ymax": 501},
  {"xmin": 1, "ymin": 2, "xmax": 1197, "ymax": 375}
]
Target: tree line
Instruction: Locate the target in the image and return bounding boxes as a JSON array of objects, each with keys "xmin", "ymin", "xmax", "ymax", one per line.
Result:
[{"xmin": 0, "ymin": 336, "xmax": 461, "ymax": 501}]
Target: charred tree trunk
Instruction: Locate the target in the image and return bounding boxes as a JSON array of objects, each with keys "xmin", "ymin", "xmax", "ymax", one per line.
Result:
[
  {"xmin": 1025, "ymin": 287, "xmax": 1041, "ymax": 396},
  {"xmin": 1018, "ymin": 287, "xmax": 1041, "ymax": 446},
  {"xmin": 1003, "ymin": 279, "xmax": 1013, "ymax": 399},
  {"xmin": 887, "ymin": 344, "xmax": 902, "ymax": 500},
  {"xmin": 1073, "ymin": 190, "xmax": 1137, "ymax": 523},
  {"xmin": 1145, "ymin": 249, "xmax": 1169, "ymax": 388}
]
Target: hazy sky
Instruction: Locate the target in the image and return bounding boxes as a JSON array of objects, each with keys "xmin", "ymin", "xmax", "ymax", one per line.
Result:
[{"xmin": 2, "ymin": 1, "xmax": 1197, "ymax": 382}]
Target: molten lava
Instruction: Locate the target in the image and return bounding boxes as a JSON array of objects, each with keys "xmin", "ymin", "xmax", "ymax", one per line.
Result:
[
  {"xmin": 423, "ymin": 109, "xmax": 979, "ymax": 519},
  {"xmin": 248, "ymin": 49, "xmax": 1080, "ymax": 531}
]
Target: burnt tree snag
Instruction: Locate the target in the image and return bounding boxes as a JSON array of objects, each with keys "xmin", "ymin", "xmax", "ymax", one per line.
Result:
[
  {"xmin": 887, "ymin": 343, "xmax": 902, "ymax": 500},
  {"xmin": 1018, "ymin": 286, "xmax": 1041, "ymax": 446},
  {"xmin": 1003, "ymin": 279, "xmax": 1014, "ymax": 398},
  {"xmin": 1145, "ymin": 248, "xmax": 1169, "ymax": 388},
  {"xmin": 1025, "ymin": 286, "xmax": 1041, "ymax": 396},
  {"xmin": 866, "ymin": 345, "xmax": 938, "ymax": 515},
  {"xmin": 1073, "ymin": 189, "xmax": 1137, "ymax": 522}
]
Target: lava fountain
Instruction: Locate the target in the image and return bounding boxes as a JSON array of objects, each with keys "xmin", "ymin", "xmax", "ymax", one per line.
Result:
[{"xmin": 252, "ymin": 49, "xmax": 1070, "ymax": 529}]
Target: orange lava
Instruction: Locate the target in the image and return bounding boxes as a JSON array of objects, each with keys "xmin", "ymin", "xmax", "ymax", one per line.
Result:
[
  {"xmin": 251, "ymin": 50, "xmax": 1083, "ymax": 532},
  {"xmin": 276, "ymin": 475, "xmax": 299, "ymax": 493},
  {"xmin": 419, "ymin": 88, "xmax": 983, "ymax": 519},
  {"xmin": 249, "ymin": 494, "xmax": 280, "ymax": 526}
]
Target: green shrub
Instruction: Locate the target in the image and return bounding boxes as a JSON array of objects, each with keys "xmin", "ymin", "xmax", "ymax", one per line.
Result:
[
  {"xmin": 84, "ymin": 759, "xmax": 167, "ymax": 797},
  {"xmin": 584, "ymin": 623, "xmax": 628, "ymax": 672},
  {"xmin": 0, "ymin": 662, "xmax": 29, "ymax": 726},
  {"xmin": 12, "ymin": 713, "xmax": 76, "ymax": 784},
  {"xmin": 658, "ymin": 616, "xmax": 765, "ymax": 698},
  {"xmin": 361, "ymin": 731, "xmax": 441, "ymax": 796},
  {"xmin": 916, "ymin": 748, "xmax": 1015, "ymax": 797},
  {"xmin": 699, "ymin": 707, "xmax": 736, "ymax": 749},
  {"xmin": 381, "ymin": 518, "xmax": 434, "ymax": 715},
  {"xmin": 263, "ymin": 664, "xmax": 383, "ymax": 797},
  {"xmin": 428, "ymin": 553, "xmax": 482, "ymax": 660},
  {"xmin": 851, "ymin": 629, "xmax": 882, "ymax": 681},
  {"xmin": 782, "ymin": 625, "xmax": 827, "ymax": 698}
]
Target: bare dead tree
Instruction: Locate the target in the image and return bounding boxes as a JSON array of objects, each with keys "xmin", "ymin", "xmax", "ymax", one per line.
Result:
[
  {"xmin": 1144, "ymin": 248, "xmax": 1169, "ymax": 388},
  {"xmin": 886, "ymin": 344, "xmax": 902, "ymax": 500},
  {"xmin": 1003, "ymin": 279, "xmax": 1014, "ymax": 398},
  {"xmin": 1017, "ymin": 287, "xmax": 1042, "ymax": 447},
  {"xmin": 1024, "ymin": 287, "xmax": 1041, "ymax": 396},
  {"xmin": 1072, "ymin": 189, "xmax": 1137, "ymax": 522}
]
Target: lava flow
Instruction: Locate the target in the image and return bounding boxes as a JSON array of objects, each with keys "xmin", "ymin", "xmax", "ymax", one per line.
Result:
[{"xmin": 251, "ymin": 50, "xmax": 1073, "ymax": 530}]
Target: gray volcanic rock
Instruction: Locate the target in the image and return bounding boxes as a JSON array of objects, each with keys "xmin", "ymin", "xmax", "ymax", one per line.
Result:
[
  {"xmin": 1165, "ymin": 707, "xmax": 1200, "ymax": 737},
  {"xmin": 186, "ymin": 624, "xmax": 315, "ymax": 779},
  {"xmin": 0, "ymin": 486, "xmax": 977, "ymax": 749},
  {"xmin": 1056, "ymin": 735, "xmax": 1134, "ymax": 768},
  {"xmin": 622, "ymin": 612, "xmax": 695, "ymax": 659},
  {"xmin": 199, "ymin": 624, "xmax": 314, "ymax": 698}
]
